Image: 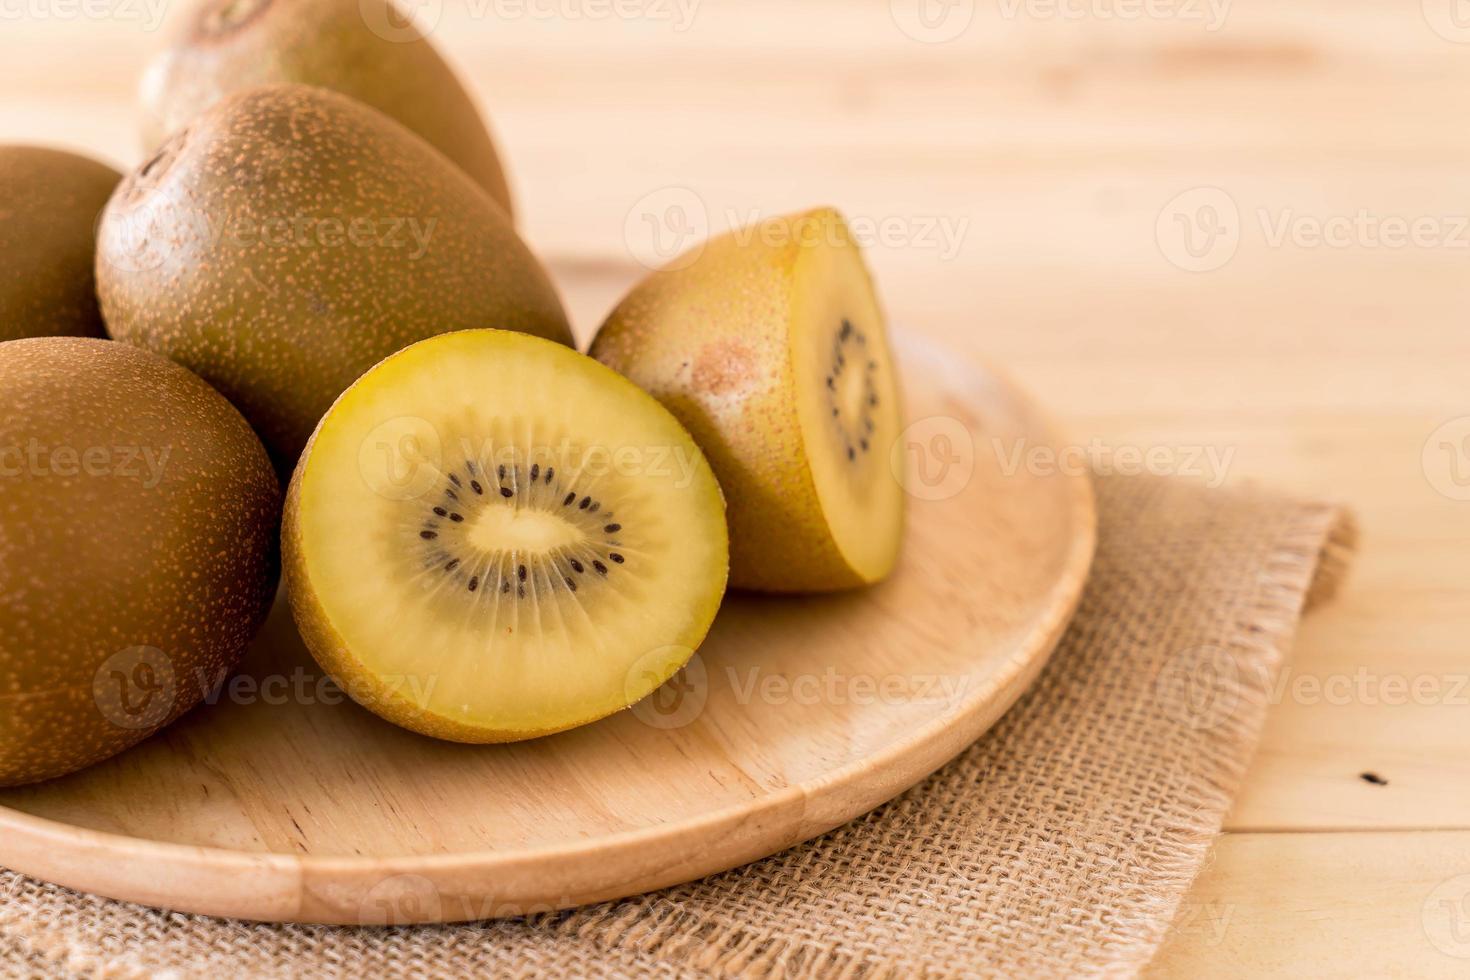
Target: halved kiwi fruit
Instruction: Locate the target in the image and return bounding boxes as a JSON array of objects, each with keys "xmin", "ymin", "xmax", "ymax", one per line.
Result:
[
  {"xmin": 591, "ymin": 207, "xmax": 906, "ymax": 593},
  {"xmin": 284, "ymin": 330, "xmax": 729, "ymax": 742}
]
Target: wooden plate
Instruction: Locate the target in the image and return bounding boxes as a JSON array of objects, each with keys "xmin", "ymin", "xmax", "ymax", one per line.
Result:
[{"xmin": 0, "ymin": 331, "xmax": 1095, "ymax": 925}]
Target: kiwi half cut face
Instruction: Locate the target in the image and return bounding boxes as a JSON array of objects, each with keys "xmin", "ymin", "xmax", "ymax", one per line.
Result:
[
  {"xmin": 592, "ymin": 207, "xmax": 906, "ymax": 592},
  {"xmin": 284, "ymin": 330, "xmax": 729, "ymax": 742}
]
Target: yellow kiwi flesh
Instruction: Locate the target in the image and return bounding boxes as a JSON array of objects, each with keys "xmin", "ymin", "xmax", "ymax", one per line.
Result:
[
  {"xmin": 284, "ymin": 330, "xmax": 729, "ymax": 742},
  {"xmin": 0, "ymin": 146, "xmax": 121, "ymax": 341},
  {"xmin": 592, "ymin": 208, "xmax": 905, "ymax": 593},
  {"xmin": 140, "ymin": 0, "xmax": 516, "ymax": 217},
  {"xmin": 0, "ymin": 338, "xmax": 279, "ymax": 787}
]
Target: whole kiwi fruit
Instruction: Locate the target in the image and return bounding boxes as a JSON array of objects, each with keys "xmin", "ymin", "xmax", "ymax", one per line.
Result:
[
  {"xmin": 96, "ymin": 84, "xmax": 573, "ymax": 472},
  {"xmin": 0, "ymin": 338, "xmax": 280, "ymax": 788},
  {"xmin": 139, "ymin": 0, "xmax": 515, "ymax": 217},
  {"xmin": 0, "ymin": 146, "xmax": 121, "ymax": 341}
]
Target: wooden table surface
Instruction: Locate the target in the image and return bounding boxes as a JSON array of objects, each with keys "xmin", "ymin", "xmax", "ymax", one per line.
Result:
[{"xmin": 4, "ymin": 1, "xmax": 1468, "ymax": 974}]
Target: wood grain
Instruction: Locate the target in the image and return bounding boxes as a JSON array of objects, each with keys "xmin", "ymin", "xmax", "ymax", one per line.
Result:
[{"xmin": 0, "ymin": 333, "xmax": 1095, "ymax": 923}]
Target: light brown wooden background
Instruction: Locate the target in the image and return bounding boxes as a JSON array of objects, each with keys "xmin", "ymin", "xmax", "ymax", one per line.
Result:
[{"xmin": 4, "ymin": 0, "xmax": 1470, "ymax": 973}]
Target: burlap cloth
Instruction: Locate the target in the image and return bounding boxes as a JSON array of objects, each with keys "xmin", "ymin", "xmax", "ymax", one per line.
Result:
[{"xmin": 0, "ymin": 473, "xmax": 1356, "ymax": 978}]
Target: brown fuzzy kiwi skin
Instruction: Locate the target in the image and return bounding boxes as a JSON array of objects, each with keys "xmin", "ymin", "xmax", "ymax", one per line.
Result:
[
  {"xmin": 0, "ymin": 146, "xmax": 122, "ymax": 342},
  {"xmin": 140, "ymin": 0, "xmax": 515, "ymax": 218},
  {"xmin": 0, "ymin": 338, "xmax": 281, "ymax": 788},
  {"xmin": 591, "ymin": 208, "xmax": 875, "ymax": 593},
  {"xmin": 282, "ymin": 330, "xmax": 730, "ymax": 744},
  {"xmin": 96, "ymin": 84, "xmax": 573, "ymax": 475}
]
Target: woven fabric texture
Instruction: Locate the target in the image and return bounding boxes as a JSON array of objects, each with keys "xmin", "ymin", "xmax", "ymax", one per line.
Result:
[{"xmin": 0, "ymin": 474, "xmax": 1356, "ymax": 979}]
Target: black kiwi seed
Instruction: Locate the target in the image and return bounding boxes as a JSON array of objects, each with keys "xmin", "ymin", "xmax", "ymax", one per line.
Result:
[
  {"xmin": 468, "ymin": 576, "xmax": 479, "ymax": 592},
  {"xmin": 466, "ymin": 460, "xmax": 477, "ymax": 475},
  {"xmin": 563, "ymin": 492, "xmax": 575, "ymax": 506},
  {"xmin": 869, "ymin": 395, "xmax": 878, "ymax": 407},
  {"xmin": 471, "ymin": 479, "xmax": 484, "ymax": 495},
  {"xmin": 450, "ymin": 512, "xmax": 464, "ymax": 522},
  {"xmin": 501, "ymin": 580, "xmax": 511, "ymax": 594},
  {"xmin": 579, "ymin": 496, "xmax": 591, "ymax": 509},
  {"xmin": 445, "ymin": 559, "xmax": 459, "ymax": 571},
  {"xmin": 565, "ymin": 577, "xmax": 576, "ymax": 591},
  {"xmin": 589, "ymin": 502, "xmax": 600, "ymax": 513},
  {"xmin": 848, "ymin": 447, "xmax": 855, "ymax": 461},
  {"xmin": 605, "ymin": 524, "xmax": 621, "ymax": 533},
  {"xmin": 531, "ymin": 463, "xmax": 540, "ymax": 481},
  {"xmin": 840, "ymin": 319, "xmax": 853, "ymax": 339},
  {"xmin": 498, "ymin": 465, "xmax": 507, "ymax": 480},
  {"xmin": 860, "ymin": 439, "xmax": 869, "ymax": 452},
  {"xmin": 500, "ymin": 487, "xmax": 513, "ymax": 498},
  {"xmin": 545, "ymin": 467, "xmax": 554, "ymax": 484},
  {"xmin": 609, "ymin": 553, "xmax": 625, "ymax": 564},
  {"xmin": 570, "ymin": 559, "xmax": 584, "ymax": 573},
  {"xmin": 421, "ymin": 530, "xmax": 437, "ymax": 540},
  {"xmin": 832, "ymin": 408, "xmax": 839, "ymax": 417},
  {"xmin": 518, "ymin": 585, "xmax": 526, "ymax": 598},
  {"xmin": 826, "ymin": 376, "xmax": 834, "ymax": 390},
  {"xmin": 445, "ymin": 488, "xmax": 458, "ymax": 500},
  {"xmin": 433, "ymin": 507, "xmax": 447, "ymax": 517},
  {"xmin": 518, "ymin": 564, "xmax": 527, "ymax": 581},
  {"xmin": 593, "ymin": 560, "xmax": 608, "ymax": 575},
  {"xmin": 448, "ymin": 474, "xmax": 461, "ymax": 487}
]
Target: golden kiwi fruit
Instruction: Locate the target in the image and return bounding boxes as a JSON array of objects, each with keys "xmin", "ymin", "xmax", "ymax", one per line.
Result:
[
  {"xmin": 0, "ymin": 146, "xmax": 121, "ymax": 342},
  {"xmin": 140, "ymin": 0, "xmax": 516, "ymax": 217},
  {"xmin": 96, "ymin": 84, "xmax": 572, "ymax": 473},
  {"xmin": 284, "ymin": 330, "xmax": 729, "ymax": 742},
  {"xmin": 591, "ymin": 207, "xmax": 906, "ymax": 593},
  {"xmin": 0, "ymin": 338, "xmax": 280, "ymax": 788}
]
